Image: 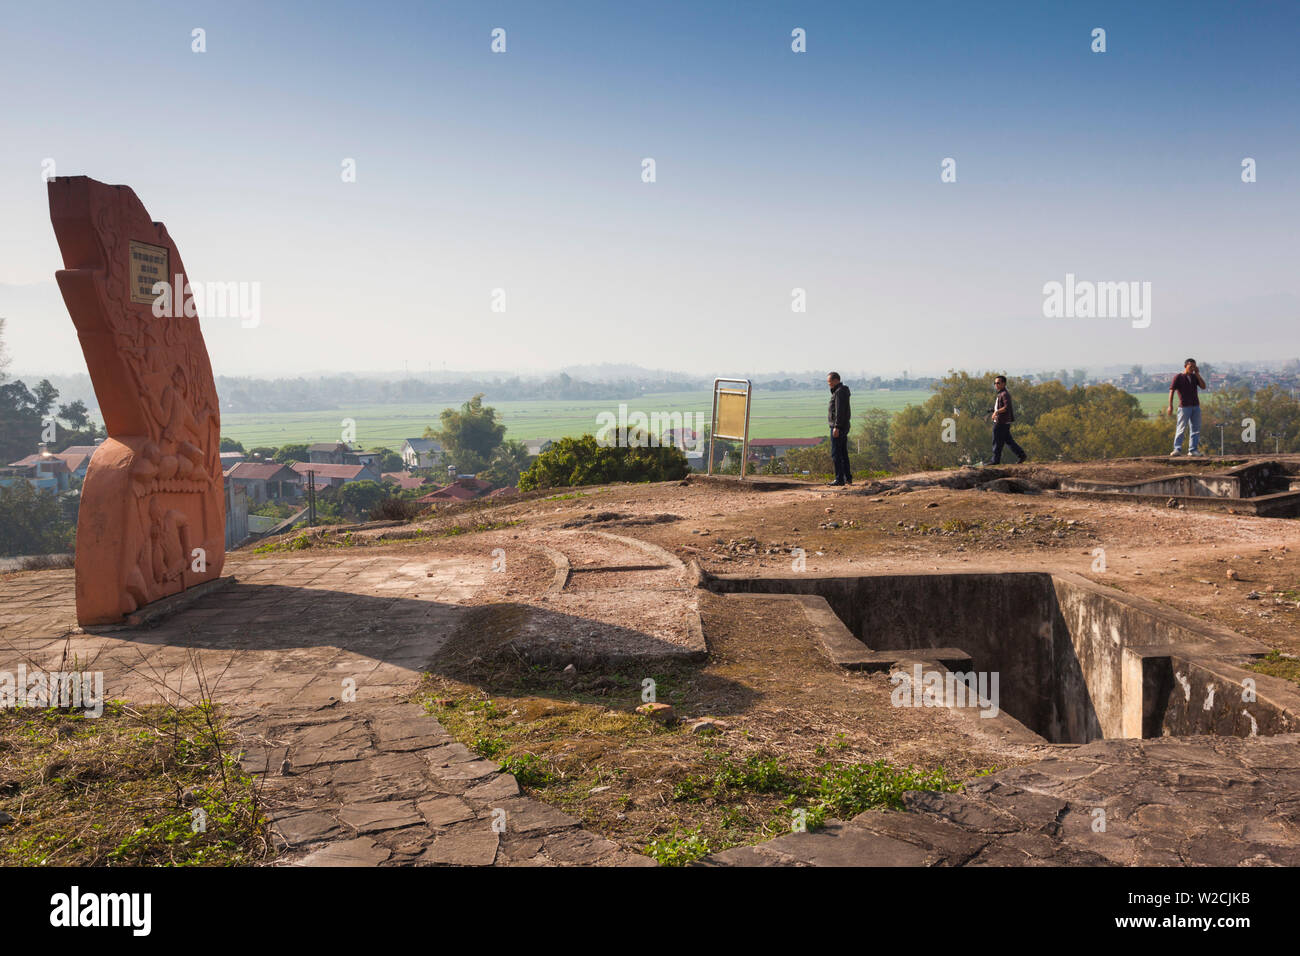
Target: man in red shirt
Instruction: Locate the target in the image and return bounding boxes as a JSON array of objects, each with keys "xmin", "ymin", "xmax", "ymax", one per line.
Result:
[{"xmin": 1167, "ymin": 358, "xmax": 1207, "ymax": 456}]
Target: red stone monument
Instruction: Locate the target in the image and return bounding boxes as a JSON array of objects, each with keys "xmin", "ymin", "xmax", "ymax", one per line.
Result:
[{"xmin": 49, "ymin": 177, "xmax": 225, "ymax": 625}]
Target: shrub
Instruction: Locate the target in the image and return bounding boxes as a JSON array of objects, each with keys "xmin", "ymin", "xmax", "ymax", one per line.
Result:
[
  {"xmin": 519, "ymin": 434, "xmax": 688, "ymax": 491},
  {"xmin": 369, "ymin": 496, "xmax": 424, "ymax": 521}
]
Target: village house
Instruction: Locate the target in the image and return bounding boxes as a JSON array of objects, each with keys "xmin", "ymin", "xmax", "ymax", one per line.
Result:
[
  {"xmin": 224, "ymin": 461, "xmax": 301, "ymax": 503},
  {"xmin": 307, "ymin": 442, "xmax": 362, "ymax": 465},
  {"xmin": 400, "ymin": 438, "xmax": 444, "ymax": 469},
  {"xmin": 51, "ymin": 444, "xmax": 97, "ymax": 481},
  {"xmin": 414, "ymin": 476, "xmax": 493, "ymax": 504},
  {"xmin": 2, "ymin": 453, "xmax": 73, "ymax": 492},
  {"xmin": 290, "ymin": 460, "xmax": 380, "ymax": 490},
  {"xmin": 382, "ymin": 472, "xmax": 428, "ymax": 492},
  {"xmin": 522, "ymin": 439, "xmax": 553, "ymax": 459}
]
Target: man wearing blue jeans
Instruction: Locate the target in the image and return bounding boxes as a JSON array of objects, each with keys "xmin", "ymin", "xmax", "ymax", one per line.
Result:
[{"xmin": 1168, "ymin": 358, "xmax": 1207, "ymax": 456}]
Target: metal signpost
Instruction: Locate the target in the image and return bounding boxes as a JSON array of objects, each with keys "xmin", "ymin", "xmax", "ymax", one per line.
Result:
[{"xmin": 707, "ymin": 378, "xmax": 753, "ymax": 479}]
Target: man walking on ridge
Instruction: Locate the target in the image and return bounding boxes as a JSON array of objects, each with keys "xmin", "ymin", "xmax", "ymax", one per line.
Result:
[
  {"xmin": 1167, "ymin": 358, "xmax": 1207, "ymax": 456},
  {"xmin": 987, "ymin": 375, "xmax": 1027, "ymax": 466},
  {"xmin": 827, "ymin": 371, "xmax": 852, "ymax": 486}
]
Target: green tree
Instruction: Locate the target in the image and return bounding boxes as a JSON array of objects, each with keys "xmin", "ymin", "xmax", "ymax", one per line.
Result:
[
  {"xmin": 481, "ymin": 439, "xmax": 532, "ymax": 488},
  {"xmin": 32, "ymin": 380, "xmax": 58, "ymax": 421},
  {"xmin": 1026, "ymin": 387, "xmax": 1169, "ymax": 460},
  {"xmin": 783, "ymin": 443, "xmax": 833, "ymax": 476},
  {"xmin": 882, "ymin": 372, "xmax": 1168, "ymax": 468},
  {"xmin": 274, "ymin": 443, "xmax": 311, "ymax": 463},
  {"xmin": 0, "ymin": 481, "xmax": 74, "ymax": 556},
  {"xmin": 220, "ymin": 436, "xmax": 246, "ymax": 453},
  {"xmin": 426, "ymin": 394, "xmax": 505, "ymax": 475},
  {"xmin": 52, "ymin": 399, "xmax": 102, "ymax": 448},
  {"xmin": 56, "ymin": 400, "xmax": 91, "ymax": 432},
  {"xmin": 367, "ymin": 447, "xmax": 405, "ymax": 473},
  {"xmin": 0, "ymin": 379, "xmax": 53, "ymax": 463},
  {"xmin": 852, "ymin": 408, "xmax": 893, "ymax": 471},
  {"xmin": 336, "ymin": 480, "xmax": 391, "ymax": 520},
  {"xmin": 1204, "ymin": 385, "xmax": 1300, "ymax": 454}
]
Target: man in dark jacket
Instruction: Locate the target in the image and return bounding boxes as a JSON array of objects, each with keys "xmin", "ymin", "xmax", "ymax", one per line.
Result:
[
  {"xmin": 987, "ymin": 375, "xmax": 1027, "ymax": 465},
  {"xmin": 827, "ymin": 372, "xmax": 852, "ymax": 486}
]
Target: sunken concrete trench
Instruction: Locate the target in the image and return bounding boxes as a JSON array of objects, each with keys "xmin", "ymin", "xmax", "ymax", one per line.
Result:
[
  {"xmin": 702, "ymin": 569, "xmax": 1300, "ymax": 866},
  {"xmin": 706, "ymin": 570, "xmax": 1300, "ymax": 744},
  {"xmin": 1058, "ymin": 459, "xmax": 1300, "ymax": 517}
]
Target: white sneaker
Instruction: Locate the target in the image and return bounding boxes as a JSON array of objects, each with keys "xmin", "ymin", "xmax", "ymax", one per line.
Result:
[{"xmin": 1169, "ymin": 449, "xmax": 1183, "ymax": 457}]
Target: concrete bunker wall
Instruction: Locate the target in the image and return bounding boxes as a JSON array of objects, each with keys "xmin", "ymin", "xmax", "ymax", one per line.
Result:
[
  {"xmin": 1151, "ymin": 655, "xmax": 1299, "ymax": 737},
  {"xmin": 709, "ymin": 571, "xmax": 1300, "ymax": 744},
  {"xmin": 710, "ymin": 572, "xmax": 1102, "ymax": 742}
]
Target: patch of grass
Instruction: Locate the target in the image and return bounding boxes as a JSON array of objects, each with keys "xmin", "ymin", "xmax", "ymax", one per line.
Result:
[
  {"xmin": 416, "ymin": 668, "xmax": 986, "ymax": 862},
  {"xmin": 813, "ymin": 761, "xmax": 960, "ymax": 816},
  {"xmin": 471, "ymin": 733, "xmax": 506, "ymax": 759},
  {"xmin": 498, "ymin": 753, "xmax": 557, "ymax": 788},
  {"xmin": 254, "ymin": 529, "xmax": 358, "ymax": 554},
  {"xmin": 644, "ymin": 827, "xmax": 711, "ymax": 866},
  {"xmin": 0, "ymin": 702, "xmax": 270, "ymax": 866},
  {"xmin": 673, "ymin": 753, "xmax": 960, "ymax": 818},
  {"xmin": 674, "ymin": 754, "xmax": 801, "ymax": 801},
  {"xmin": 1250, "ymin": 649, "xmax": 1300, "ymax": 686}
]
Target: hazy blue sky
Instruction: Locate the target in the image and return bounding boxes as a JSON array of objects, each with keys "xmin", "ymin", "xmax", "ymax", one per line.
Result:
[{"xmin": 1, "ymin": 0, "xmax": 1297, "ymax": 378}]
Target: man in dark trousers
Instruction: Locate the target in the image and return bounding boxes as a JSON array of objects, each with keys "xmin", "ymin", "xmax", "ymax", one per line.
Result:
[
  {"xmin": 987, "ymin": 375, "xmax": 1027, "ymax": 465},
  {"xmin": 1167, "ymin": 358, "xmax": 1207, "ymax": 456},
  {"xmin": 827, "ymin": 372, "xmax": 852, "ymax": 486}
]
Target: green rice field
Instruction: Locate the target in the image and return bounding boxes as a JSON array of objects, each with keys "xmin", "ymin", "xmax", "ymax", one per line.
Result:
[{"xmin": 217, "ymin": 388, "xmax": 1172, "ymax": 450}]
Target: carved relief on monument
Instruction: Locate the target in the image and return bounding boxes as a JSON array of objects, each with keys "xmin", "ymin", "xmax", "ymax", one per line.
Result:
[{"xmin": 48, "ymin": 176, "xmax": 225, "ymax": 624}]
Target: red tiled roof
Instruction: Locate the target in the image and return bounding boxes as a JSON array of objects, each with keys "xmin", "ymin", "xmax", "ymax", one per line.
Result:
[
  {"xmin": 290, "ymin": 462, "xmax": 370, "ymax": 480},
  {"xmin": 416, "ymin": 484, "xmax": 477, "ymax": 503},
  {"xmin": 411, "ymin": 476, "xmax": 495, "ymax": 503},
  {"xmin": 307, "ymin": 442, "xmax": 355, "ymax": 452},
  {"xmin": 748, "ymin": 437, "xmax": 825, "ymax": 447},
  {"xmin": 382, "ymin": 472, "xmax": 427, "ymax": 490},
  {"xmin": 6, "ymin": 454, "xmax": 71, "ymax": 472},
  {"xmin": 227, "ymin": 462, "xmax": 299, "ymax": 481}
]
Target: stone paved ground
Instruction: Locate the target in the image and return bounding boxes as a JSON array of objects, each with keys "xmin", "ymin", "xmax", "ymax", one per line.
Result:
[
  {"xmin": 0, "ymin": 555, "xmax": 479, "ymax": 708},
  {"xmin": 705, "ymin": 734, "xmax": 1300, "ymax": 866},
  {"xmin": 6, "ymin": 529, "xmax": 1300, "ymax": 867},
  {"xmin": 231, "ymin": 700, "xmax": 651, "ymax": 866},
  {"xmin": 0, "ymin": 550, "xmax": 659, "ymax": 866}
]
